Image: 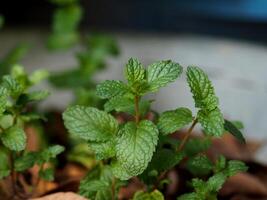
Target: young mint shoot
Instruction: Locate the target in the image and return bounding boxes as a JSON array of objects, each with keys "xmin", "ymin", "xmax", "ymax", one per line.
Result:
[
  {"xmin": 63, "ymin": 58, "xmax": 247, "ymax": 200},
  {"xmin": 0, "ymin": 65, "xmax": 64, "ymax": 197}
]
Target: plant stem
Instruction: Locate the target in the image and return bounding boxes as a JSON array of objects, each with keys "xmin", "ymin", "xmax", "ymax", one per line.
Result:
[
  {"xmin": 31, "ymin": 164, "xmax": 44, "ymax": 197},
  {"xmin": 134, "ymin": 95, "xmax": 140, "ymax": 123},
  {"xmin": 177, "ymin": 118, "xmax": 198, "ymax": 152}
]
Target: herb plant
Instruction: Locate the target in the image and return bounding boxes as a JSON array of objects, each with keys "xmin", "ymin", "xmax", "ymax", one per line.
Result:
[
  {"xmin": 63, "ymin": 58, "xmax": 247, "ymax": 199},
  {"xmin": 0, "ymin": 65, "xmax": 64, "ymax": 198}
]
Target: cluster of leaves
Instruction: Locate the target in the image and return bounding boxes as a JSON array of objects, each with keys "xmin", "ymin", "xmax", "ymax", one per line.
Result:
[
  {"xmin": 178, "ymin": 156, "xmax": 247, "ymax": 200},
  {"xmin": 63, "ymin": 58, "xmax": 247, "ymax": 199},
  {"xmin": 0, "ymin": 65, "xmax": 64, "ymax": 192},
  {"xmin": 47, "ymin": 0, "xmax": 83, "ymax": 50},
  {"xmin": 49, "ymin": 34, "xmax": 119, "ymax": 107}
]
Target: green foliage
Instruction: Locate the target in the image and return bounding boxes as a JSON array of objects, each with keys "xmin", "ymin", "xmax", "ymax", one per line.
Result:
[
  {"xmin": 0, "ymin": 44, "xmax": 29, "ymax": 77},
  {"xmin": 47, "ymin": 1, "xmax": 82, "ymax": 50},
  {"xmin": 39, "ymin": 168, "xmax": 55, "ymax": 181},
  {"xmin": 1, "ymin": 126, "xmax": 26, "ymax": 151},
  {"xmin": 178, "ymin": 157, "xmax": 248, "ymax": 200},
  {"xmin": 224, "ymin": 119, "xmax": 246, "ymax": 143},
  {"xmin": 96, "ymin": 80, "xmax": 128, "ymax": 99},
  {"xmin": 79, "ymin": 165, "xmax": 125, "ymax": 200},
  {"xmin": 63, "ymin": 105, "xmax": 118, "ymax": 141},
  {"xmin": 147, "ymin": 60, "xmax": 183, "ymax": 92},
  {"xmin": 133, "ymin": 190, "xmax": 165, "ymax": 200},
  {"xmin": 186, "ymin": 66, "xmax": 224, "ymax": 137},
  {"xmin": 186, "ymin": 155, "xmax": 213, "ymax": 176},
  {"xmin": 158, "ymin": 108, "xmax": 193, "ymax": 135},
  {"xmin": 62, "ymin": 58, "xmax": 248, "ymax": 200},
  {"xmin": 115, "ymin": 120, "xmax": 158, "ymax": 178},
  {"xmin": 15, "ymin": 152, "xmax": 38, "ymax": 172},
  {"xmin": 0, "ymin": 148, "xmax": 10, "ymax": 179},
  {"xmin": 0, "ymin": 65, "xmax": 64, "ymax": 185},
  {"xmin": 186, "ymin": 66, "xmax": 218, "ymax": 111},
  {"xmin": 197, "ymin": 108, "xmax": 224, "ymax": 137}
]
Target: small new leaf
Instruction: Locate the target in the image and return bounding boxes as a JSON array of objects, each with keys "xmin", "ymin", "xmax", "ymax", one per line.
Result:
[
  {"xmin": 2, "ymin": 75, "xmax": 23, "ymax": 97},
  {"xmin": 15, "ymin": 152, "xmax": 38, "ymax": 172},
  {"xmin": 96, "ymin": 80, "xmax": 128, "ymax": 99},
  {"xmin": 197, "ymin": 108, "xmax": 224, "ymax": 137},
  {"xmin": 207, "ymin": 172, "xmax": 227, "ymax": 192},
  {"xmin": 158, "ymin": 107, "xmax": 193, "ymax": 135},
  {"xmin": 38, "ymin": 145, "xmax": 65, "ymax": 164},
  {"xmin": 224, "ymin": 119, "xmax": 246, "ymax": 144},
  {"xmin": 225, "ymin": 160, "xmax": 248, "ymax": 177},
  {"xmin": 125, "ymin": 58, "xmax": 145, "ymax": 84},
  {"xmin": 186, "ymin": 66, "xmax": 218, "ymax": 111},
  {"xmin": 186, "ymin": 155, "xmax": 213, "ymax": 176},
  {"xmin": 115, "ymin": 120, "xmax": 158, "ymax": 179},
  {"xmin": 17, "ymin": 90, "xmax": 50, "ymax": 105},
  {"xmin": 1, "ymin": 126, "xmax": 26, "ymax": 151},
  {"xmin": 63, "ymin": 105, "xmax": 118, "ymax": 141},
  {"xmin": 39, "ymin": 168, "xmax": 54, "ymax": 181},
  {"xmin": 147, "ymin": 60, "xmax": 183, "ymax": 92}
]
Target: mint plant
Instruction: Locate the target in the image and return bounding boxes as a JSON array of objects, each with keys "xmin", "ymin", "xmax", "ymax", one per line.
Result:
[
  {"xmin": 0, "ymin": 65, "xmax": 64, "ymax": 198},
  {"xmin": 63, "ymin": 58, "xmax": 247, "ymax": 199}
]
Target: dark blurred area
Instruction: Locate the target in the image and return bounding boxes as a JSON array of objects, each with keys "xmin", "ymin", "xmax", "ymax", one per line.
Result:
[{"xmin": 1, "ymin": 0, "xmax": 267, "ymax": 41}]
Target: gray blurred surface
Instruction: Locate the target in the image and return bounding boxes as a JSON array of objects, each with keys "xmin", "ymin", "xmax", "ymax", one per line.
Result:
[{"xmin": 0, "ymin": 29, "xmax": 267, "ymax": 144}]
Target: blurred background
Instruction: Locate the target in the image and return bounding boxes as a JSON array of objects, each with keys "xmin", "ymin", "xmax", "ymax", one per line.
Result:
[{"xmin": 0, "ymin": 0, "xmax": 267, "ymax": 143}]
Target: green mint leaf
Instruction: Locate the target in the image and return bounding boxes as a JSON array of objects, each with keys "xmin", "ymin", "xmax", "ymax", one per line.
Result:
[
  {"xmin": 115, "ymin": 120, "xmax": 159, "ymax": 179},
  {"xmin": 47, "ymin": 5, "xmax": 82, "ymax": 50},
  {"xmin": 0, "ymin": 43, "xmax": 29, "ymax": 77},
  {"xmin": 145, "ymin": 149, "xmax": 184, "ymax": 174},
  {"xmin": 53, "ymin": 5, "xmax": 82, "ymax": 33},
  {"xmin": 224, "ymin": 119, "xmax": 246, "ymax": 144},
  {"xmin": 184, "ymin": 138, "xmax": 211, "ymax": 157},
  {"xmin": 96, "ymin": 80, "xmax": 128, "ymax": 99},
  {"xmin": 17, "ymin": 90, "xmax": 50, "ymax": 105},
  {"xmin": 140, "ymin": 149, "xmax": 184, "ymax": 184},
  {"xmin": 133, "ymin": 190, "xmax": 164, "ymax": 200},
  {"xmin": 0, "ymin": 86, "xmax": 9, "ymax": 116},
  {"xmin": 111, "ymin": 160, "xmax": 132, "ymax": 181},
  {"xmin": 186, "ymin": 66, "xmax": 218, "ymax": 111},
  {"xmin": 39, "ymin": 168, "xmax": 54, "ymax": 181},
  {"xmin": 186, "ymin": 155, "xmax": 213, "ymax": 176},
  {"xmin": 15, "ymin": 152, "xmax": 38, "ymax": 172},
  {"xmin": 225, "ymin": 160, "xmax": 248, "ymax": 177},
  {"xmin": 177, "ymin": 193, "xmax": 200, "ymax": 200},
  {"xmin": 125, "ymin": 58, "xmax": 145, "ymax": 84},
  {"xmin": 2, "ymin": 75, "xmax": 23, "ymax": 97},
  {"xmin": 104, "ymin": 95, "xmax": 150, "ymax": 116},
  {"xmin": 158, "ymin": 107, "xmax": 193, "ymax": 135},
  {"xmin": 29, "ymin": 69, "xmax": 49, "ymax": 85},
  {"xmin": 207, "ymin": 172, "xmax": 227, "ymax": 192},
  {"xmin": 89, "ymin": 139, "xmax": 116, "ymax": 160},
  {"xmin": 214, "ymin": 155, "xmax": 226, "ymax": 173},
  {"xmin": 197, "ymin": 108, "xmax": 224, "ymax": 137},
  {"xmin": 63, "ymin": 106, "xmax": 118, "ymax": 141},
  {"xmin": 147, "ymin": 60, "xmax": 183, "ymax": 92},
  {"xmin": 1, "ymin": 126, "xmax": 26, "ymax": 151},
  {"xmin": 37, "ymin": 145, "xmax": 65, "ymax": 164},
  {"xmin": 0, "ymin": 149, "xmax": 10, "ymax": 179}
]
